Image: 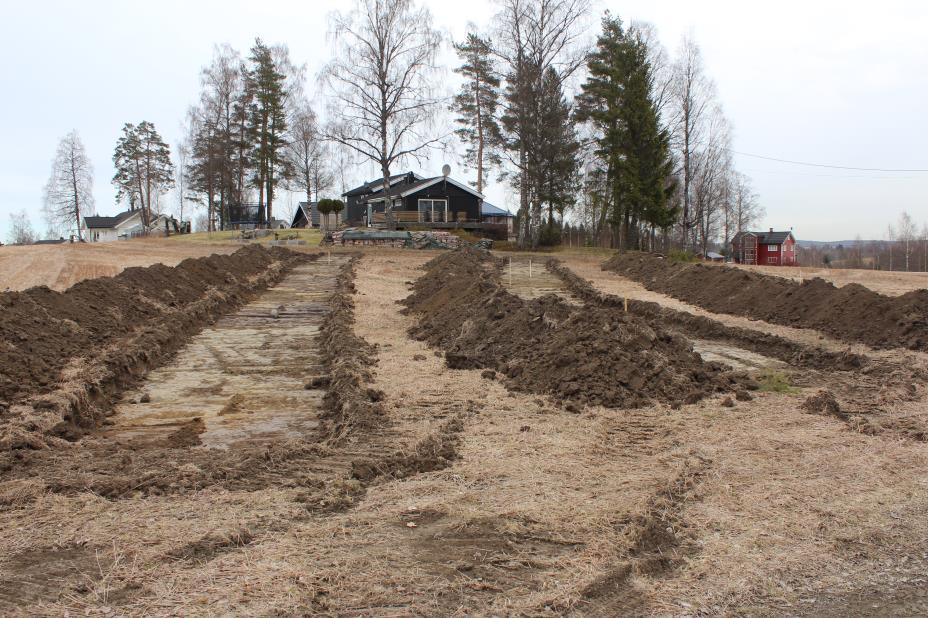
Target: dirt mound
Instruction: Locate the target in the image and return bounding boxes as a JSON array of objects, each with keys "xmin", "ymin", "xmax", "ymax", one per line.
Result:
[
  {"xmin": 801, "ymin": 390, "xmax": 846, "ymax": 419},
  {"xmin": 403, "ymin": 249, "xmax": 750, "ymax": 409},
  {"xmin": 603, "ymin": 252, "xmax": 928, "ymax": 351},
  {"xmin": 548, "ymin": 259, "xmax": 866, "ymax": 371},
  {"xmin": 0, "ymin": 245, "xmax": 311, "ymax": 449},
  {"xmin": 316, "ymin": 256, "xmax": 385, "ymax": 441}
]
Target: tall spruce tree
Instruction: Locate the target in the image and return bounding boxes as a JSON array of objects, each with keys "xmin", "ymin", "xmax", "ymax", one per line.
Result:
[
  {"xmin": 247, "ymin": 39, "xmax": 290, "ymax": 225},
  {"xmin": 451, "ymin": 32, "xmax": 502, "ymax": 194},
  {"xmin": 577, "ymin": 14, "xmax": 675, "ymax": 249},
  {"xmin": 112, "ymin": 121, "xmax": 174, "ymax": 227}
]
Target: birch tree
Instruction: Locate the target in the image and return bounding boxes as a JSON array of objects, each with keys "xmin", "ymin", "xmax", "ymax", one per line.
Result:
[
  {"xmin": 897, "ymin": 211, "xmax": 917, "ymax": 271},
  {"xmin": 286, "ymin": 102, "xmax": 333, "ymax": 210},
  {"xmin": 43, "ymin": 130, "xmax": 95, "ymax": 240},
  {"xmin": 322, "ymin": 0, "xmax": 443, "ymax": 229},
  {"xmin": 669, "ymin": 34, "xmax": 714, "ymax": 250},
  {"xmin": 6, "ymin": 210, "xmax": 36, "ymax": 245}
]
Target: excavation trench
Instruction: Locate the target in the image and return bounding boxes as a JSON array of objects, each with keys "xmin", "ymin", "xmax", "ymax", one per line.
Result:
[
  {"xmin": 547, "ymin": 257, "xmax": 928, "ymax": 439},
  {"xmin": 104, "ymin": 257, "xmax": 344, "ymax": 449}
]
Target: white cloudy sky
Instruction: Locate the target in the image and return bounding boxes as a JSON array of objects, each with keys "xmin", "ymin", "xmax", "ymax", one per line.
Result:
[{"xmin": 1, "ymin": 0, "xmax": 926, "ymax": 242}]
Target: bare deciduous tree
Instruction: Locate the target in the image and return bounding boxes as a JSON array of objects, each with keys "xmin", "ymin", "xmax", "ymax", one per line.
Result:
[
  {"xmin": 286, "ymin": 102, "xmax": 334, "ymax": 227},
  {"xmin": 897, "ymin": 210, "xmax": 917, "ymax": 271},
  {"xmin": 43, "ymin": 130, "xmax": 94, "ymax": 240},
  {"xmin": 322, "ymin": 0, "xmax": 443, "ymax": 229},
  {"xmin": 670, "ymin": 34, "xmax": 714, "ymax": 250},
  {"xmin": 6, "ymin": 210, "xmax": 37, "ymax": 245}
]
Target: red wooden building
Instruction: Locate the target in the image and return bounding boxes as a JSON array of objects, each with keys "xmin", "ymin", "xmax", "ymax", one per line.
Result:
[{"xmin": 731, "ymin": 229, "xmax": 798, "ymax": 266}]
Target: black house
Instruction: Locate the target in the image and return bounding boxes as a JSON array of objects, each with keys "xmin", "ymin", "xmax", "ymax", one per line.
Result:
[{"xmin": 343, "ymin": 171, "xmax": 485, "ymax": 227}]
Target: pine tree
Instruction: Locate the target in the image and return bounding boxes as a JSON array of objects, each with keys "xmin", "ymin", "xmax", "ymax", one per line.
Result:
[
  {"xmin": 451, "ymin": 32, "xmax": 502, "ymax": 194},
  {"xmin": 577, "ymin": 14, "xmax": 676, "ymax": 249},
  {"xmin": 246, "ymin": 39, "xmax": 290, "ymax": 225},
  {"xmin": 112, "ymin": 121, "xmax": 174, "ymax": 227}
]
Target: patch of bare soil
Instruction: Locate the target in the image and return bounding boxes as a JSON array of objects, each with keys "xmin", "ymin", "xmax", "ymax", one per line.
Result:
[
  {"xmin": 0, "ymin": 245, "xmax": 312, "ymax": 450},
  {"xmin": 604, "ymin": 252, "xmax": 928, "ymax": 351},
  {"xmin": 404, "ymin": 248, "xmax": 753, "ymax": 409}
]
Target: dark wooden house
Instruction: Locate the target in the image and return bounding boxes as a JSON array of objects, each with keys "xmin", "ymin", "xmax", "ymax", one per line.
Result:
[{"xmin": 342, "ymin": 172, "xmax": 482, "ymax": 225}]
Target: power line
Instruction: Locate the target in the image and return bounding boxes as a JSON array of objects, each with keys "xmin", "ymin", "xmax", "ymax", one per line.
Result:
[
  {"xmin": 741, "ymin": 167, "xmax": 922, "ymax": 180},
  {"xmin": 728, "ymin": 149, "xmax": 928, "ymax": 173}
]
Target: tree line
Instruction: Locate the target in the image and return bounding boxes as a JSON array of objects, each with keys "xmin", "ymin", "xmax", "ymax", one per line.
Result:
[{"xmin": 16, "ymin": 0, "xmax": 913, "ymax": 259}]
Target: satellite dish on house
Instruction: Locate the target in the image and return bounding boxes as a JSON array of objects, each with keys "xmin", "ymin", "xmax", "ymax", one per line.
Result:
[{"xmin": 441, "ymin": 164, "xmax": 451, "ymax": 177}]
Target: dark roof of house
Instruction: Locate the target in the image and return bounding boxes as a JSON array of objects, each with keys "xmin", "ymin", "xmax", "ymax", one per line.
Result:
[
  {"xmin": 481, "ymin": 202, "xmax": 513, "ymax": 217},
  {"xmin": 734, "ymin": 230, "xmax": 794, "ymax": 245},
  {"xmin": 363, "ymin": 175, "xmax": 484, "ymax": 202},
  {"xmin": 344, "ymin": 173, "xmax": 419, "ymax": 197},
  {"xmin": 83, "ymin": 210, "xmax": 137, "ymax": 229},
  {"xmin": 33, "ymin": 238, "xmax": 67, "ymax": 245}
]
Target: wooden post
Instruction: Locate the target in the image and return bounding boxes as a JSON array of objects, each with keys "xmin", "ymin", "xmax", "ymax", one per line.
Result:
[
  {"xmin": 624, "ymin": 296, "xmax": 628, "ymax": 312},
  {"xmin": 509, "ymin": 257, "xmax": 513, "ymax": 286},
  {"xmin": 529, "ymin": 259, "xmax": 532, "ymax": 278}
]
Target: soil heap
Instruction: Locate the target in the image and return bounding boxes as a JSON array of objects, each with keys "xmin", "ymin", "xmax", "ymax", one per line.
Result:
[
  {"xmin": 403, "ymin": 248, "xmax": 748, "ymax": 409},
  {"xmin": 603, "ymin": 252, "xmax": 928, "ymax": 351}
]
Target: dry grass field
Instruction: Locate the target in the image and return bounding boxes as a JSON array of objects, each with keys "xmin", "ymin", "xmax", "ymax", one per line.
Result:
[
  {"xmin": 1, "ymin": 241, "xmax": 926, "ymax": 615},
  {"xmin": 734, "ymin": 262, "xmax": 928, "ymax": 296}
]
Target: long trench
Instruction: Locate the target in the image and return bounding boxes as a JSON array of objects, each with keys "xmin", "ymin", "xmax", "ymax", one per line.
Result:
[{"xmin": 104, "ymin": 255, "xmax": 349, "ymax": 449}]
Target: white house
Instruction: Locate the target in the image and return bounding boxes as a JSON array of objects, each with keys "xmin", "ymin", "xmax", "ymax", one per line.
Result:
[{"xmin": 82, "ymin": 210, "xmax": 173, "ymax": 242}]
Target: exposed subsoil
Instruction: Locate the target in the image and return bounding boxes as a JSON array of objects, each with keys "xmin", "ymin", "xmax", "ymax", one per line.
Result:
[
  {"xmin": 0, "ymin": 245, "xmax": 312, "ymax": 450},
  {"xmin": 603, "ymin": 252, "xmax": 928, "ymax": 351},
  {"xmin": 403, "ymin": 248, "xmax": 754, "ymax": 409},
  {"xmin": 551, "ymin": 258, "xmax": 928, "ymax": 441}
]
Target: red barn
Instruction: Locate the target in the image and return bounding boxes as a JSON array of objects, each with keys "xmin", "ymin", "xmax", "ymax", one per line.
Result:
[{"xmin": 731, "ymin": 229, "xmax": 798, "ymax": 266}]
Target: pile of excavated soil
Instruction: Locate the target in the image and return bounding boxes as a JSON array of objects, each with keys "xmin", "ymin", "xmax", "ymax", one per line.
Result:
[
  {"xmin": 0, "ymin": 245, "xmax": 311, "ymax": 448},
  {"xmin": 316, "ymin": 256, "xmax": 386, "ymax": 441},
  {"xmin": 603, "ymin": 253, "xmax": 928, "ymax": 351},
  {"xmin": 547, "ymin": 259, "xmax": 865, "ymax": 371},
  {"xmin": 403, "ymin": 249, "xmax": 750, "ymax": 409}
]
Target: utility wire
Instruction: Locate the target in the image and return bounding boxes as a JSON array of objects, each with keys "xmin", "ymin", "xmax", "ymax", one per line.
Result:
[{"xmin": 728, "ymin": 149, "xmax": 928, "ymax": 173}]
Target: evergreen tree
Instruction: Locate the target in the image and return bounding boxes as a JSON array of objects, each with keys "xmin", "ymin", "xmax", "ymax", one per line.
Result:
[
  {"xmin": 577, "ymin": 14, "xmax": 676, "ymax": 249},
  {"xmin": 536, "ymin": 67, "xmax": 581, "ymax": 238},
  {"xmin": 247, "ymin": 39, "xmax": 290, "ymax": 225},
  {"xmin": 451, "ymin": 32, "xmax": 502, "ymax": 194},
  {"xmin": 112, "ymin": 121, "xmax": 174, "ymax": 227}
]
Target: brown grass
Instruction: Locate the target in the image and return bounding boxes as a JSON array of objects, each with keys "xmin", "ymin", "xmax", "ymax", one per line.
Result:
[{"xmin": 1, "ymin": 249, "xmax": 927, "ymax": 615}]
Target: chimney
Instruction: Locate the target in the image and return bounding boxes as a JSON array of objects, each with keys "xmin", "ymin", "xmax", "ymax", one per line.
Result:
[{"xmin": 769, "ymin": 227, "xmax": 774, "ymax": 233}]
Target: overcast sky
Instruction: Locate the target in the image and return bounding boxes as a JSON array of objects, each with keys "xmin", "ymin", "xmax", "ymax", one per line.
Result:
[{"xmin": 2, "ymin": 0, "xmax": 926, "ymax": 242}]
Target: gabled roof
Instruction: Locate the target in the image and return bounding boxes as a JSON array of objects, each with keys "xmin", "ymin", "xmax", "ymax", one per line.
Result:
[
  {"xmin": 344, "ymin": 173, "xmax": 423, "ymax": 197},
  {"xmin": 733, "ymin": 230, "xmax": 795, "ymax": 245},
  {"xmin": 481, "ymin": 202, "xmax": 513, "ymax": 217},
  {"xmin": 83, "ymin": 210, "xmax": 138, "ymax": 229},
  {"xmin": 364, "ymin": 176, "xmax": 485, "ymax": 203}
]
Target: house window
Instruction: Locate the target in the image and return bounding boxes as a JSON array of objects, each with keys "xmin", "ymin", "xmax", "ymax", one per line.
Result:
[
  {"xmin": 768, "ymin": 244, "xmax": 779, "ymax": 251},
  {"xmin": 418, "ymin": 199, "xmax": 448, "ymax": 223},
  {"xmin": 767, "ymin": 257, "xmax": 778, "ymax": 264}
]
